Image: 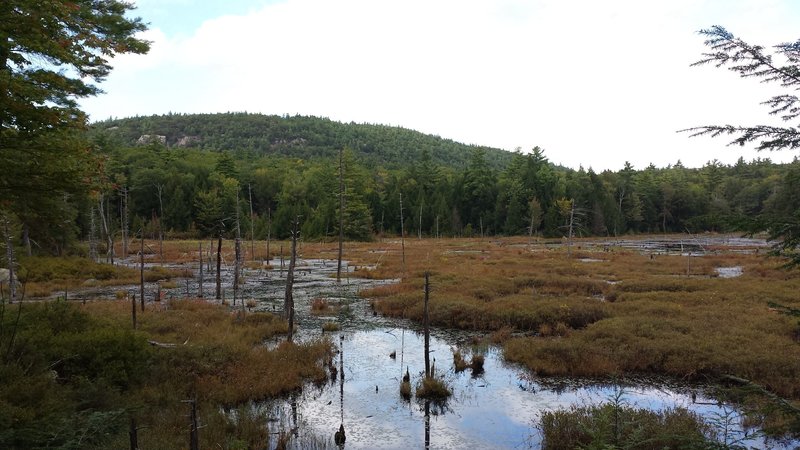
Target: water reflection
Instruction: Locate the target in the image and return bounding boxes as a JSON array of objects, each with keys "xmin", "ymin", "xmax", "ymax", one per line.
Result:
[{"xmin": 272, "ymin": 328, "xmax": 796, "ymax": 449}]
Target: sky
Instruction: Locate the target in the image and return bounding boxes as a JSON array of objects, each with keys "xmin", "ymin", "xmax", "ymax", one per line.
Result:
[{"xmin": 79, "ymin": 0, "xmax": 800, "ymax": 171}]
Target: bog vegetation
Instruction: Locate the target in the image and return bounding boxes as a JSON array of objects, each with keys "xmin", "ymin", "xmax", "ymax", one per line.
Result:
[{"xmin": 0, "ymin": 297, "xmax": 331, "ymax": 449}]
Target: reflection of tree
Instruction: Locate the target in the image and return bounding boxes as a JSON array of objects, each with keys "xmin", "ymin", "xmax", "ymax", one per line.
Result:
[
  {"xmin": 424, "ymin": 400, "xmax": 430, "ymax": 450},
  {"xmin": 335, "ymin": 334, "xmax": 346, "ymax": 447}
]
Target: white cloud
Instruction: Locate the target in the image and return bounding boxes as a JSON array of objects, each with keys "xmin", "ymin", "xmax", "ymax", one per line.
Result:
[{"xmin": 82, "ymin": 0, "xmax": 800, "ymax": 170}]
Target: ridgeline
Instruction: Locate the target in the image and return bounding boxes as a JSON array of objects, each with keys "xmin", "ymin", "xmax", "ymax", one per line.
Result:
[{"xmin": 92, "ymin": 112, "xmax": 514, "ymax": 171}]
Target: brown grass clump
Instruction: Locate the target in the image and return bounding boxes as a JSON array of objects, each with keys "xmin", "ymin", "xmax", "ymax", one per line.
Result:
[
  {"xmin": 400, "ymin": 380, "xmax": 412, "ymax": 400},
  {"xmin": 470, "ymin": 354, "xmax": 485, "ymax": 373},
  {"xmin": 416, "ymin": 376, "xmax": 451, "ymax": 400},
  {"xmin": 453, "ymin": 349, "xmax": 469, "ymax": 372},
  {"xmin": 310, "ymin": 297, "xmax": 341, "ymax": 316},
  {"xmin": 321, "ymin": 321, "xmax": 340, "ymax": 332}
]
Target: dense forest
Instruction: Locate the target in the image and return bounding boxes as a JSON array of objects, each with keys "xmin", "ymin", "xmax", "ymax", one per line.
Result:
[{"xmin": 7, "ymin": 112, "xmax": 780, "ymax": 254}]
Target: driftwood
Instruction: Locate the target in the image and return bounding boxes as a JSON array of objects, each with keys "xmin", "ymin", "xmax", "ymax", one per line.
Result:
[{"xmin": 147, "ymin": 338, "xmax": 188, "ymax": 348}]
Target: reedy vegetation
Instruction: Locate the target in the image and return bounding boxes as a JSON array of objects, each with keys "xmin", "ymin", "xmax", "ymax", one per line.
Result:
[{"xmin": 0, "ymin": 298, "xmax": 331, "ymax": 449}]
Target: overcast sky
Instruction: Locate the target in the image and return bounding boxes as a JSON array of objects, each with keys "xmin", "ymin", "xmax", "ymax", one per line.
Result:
[{"xmin": 80, "ymin": 0, "xmax": 800, "ymax": 171}]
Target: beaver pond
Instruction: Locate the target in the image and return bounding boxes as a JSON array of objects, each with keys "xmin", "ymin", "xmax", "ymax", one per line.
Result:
[{"xmin": 75, "ymin": 247, "xmax": 797, "ymax": 449}]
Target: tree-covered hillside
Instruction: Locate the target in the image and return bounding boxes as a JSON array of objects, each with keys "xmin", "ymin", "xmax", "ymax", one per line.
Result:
[{"xmin": 92, "ymin": 113, "xmax": 515, "ymax": 171}]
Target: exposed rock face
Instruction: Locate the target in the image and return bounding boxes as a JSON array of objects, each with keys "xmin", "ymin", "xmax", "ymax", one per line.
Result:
[
  {"xmin": 176, "ymin": 135, "xmax": 201, "ymax": 147},
  {"xmin": 136, "ymin": 134, "xmax": 166, "ymax": 145}
]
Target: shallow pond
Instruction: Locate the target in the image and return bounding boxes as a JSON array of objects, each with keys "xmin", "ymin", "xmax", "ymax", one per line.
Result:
[{"xmin": 261, "ymin": 327, "xmax": 795, "ymax": 449}]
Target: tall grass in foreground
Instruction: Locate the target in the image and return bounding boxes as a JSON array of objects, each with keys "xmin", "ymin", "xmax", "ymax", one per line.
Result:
[{"xmin": 0, "ymin": 298, "xmax": 332, "ymax": 449}]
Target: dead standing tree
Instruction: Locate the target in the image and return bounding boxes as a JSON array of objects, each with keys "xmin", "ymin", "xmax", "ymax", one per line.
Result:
[
  {"xmin": 216, "ymin": 232, "xmax": 222, "ymax": 301},
  {"xmin": 284, "ymin": 217, "xmax": 300, "ymax": 342},
  {"xmin": 423, "ymin": 271, "xmax": 431, "ymax": 378},
  {"xmin": 3, "ymin": 213, "xmax": 17, "ymax": 304},
  {"xmin": 233, "ymin": 238, "xmax": 241, "ymax": 306},
  {"xmin": 399, "ymin": 192, "xmax": 406, "ymax": 271},
  {"xmin": 155, "ymin": 183, "xmax": 164, "ymax": 265},
  {"xmin": 98, "ymin": 194, "xmax": 114, "ymax": 264},
  {"xmin": 120, "ymin": 185, "xmax": 129, "ymax": 258},
  {"xmin": 248, "ymin": 183, "xmax": 255, "ymax": 261},
  {"xmin": 337, "ymin": 147, "xmax": 345, "ymax": 283}
]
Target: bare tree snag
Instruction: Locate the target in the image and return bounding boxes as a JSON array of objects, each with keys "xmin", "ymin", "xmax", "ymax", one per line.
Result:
[
  {"xmin": 155, "ymin": 183, "xmax": 164, "ymax": 265},
  {"xmin": 248, "ymin": 183, "xmax": 255, "ymax": 261},
  {"xmin": 399, "ymin": 192, "xmax": 406, "ymax": 270},
  {"xmin": 3, "ymin": 214, "xmax": 16, "ymax": 304},
  {"xmin": 121, "ymin": 186, "xmax": 129, "ymax": 258},
  {"xmin": 233, "ymin": 238, "xmax": 241, "ymax": 306},
  {"xmin": 131, "ymin": 292, "xmax": 136, "ymax": 330},
  {"xmin": 139, "ymin": 232, "xmax": 145, "ymax": 312},
  {"xmin": 216, "ymin": 234, "xmax": 222, "ymax": 300},
  {"xmin": 423, "ymin": 271, "xmax": 430, "ymax": 378},
  {"xmin": 198, "ymin": 241, "xmax": 204, "ymax": 298},
  {"xmin": 129, "ymin": 417, "xmax": 138, "ymax": 450},
  {"xmin": 266, "ymin": 207, "xmax": 271, "ymax": 262},
  {"xmin": 98, "ymin": 195, "xmax": 114, "ymax": 264},
  {"xmin": 284, "ymin": 217, "xmax": 299, "ymax": 342},
  {"xmin": 337, "ymin": 147, "xmax": 345, "ymax": 283},
  {"xmin": 89, "ymin": 206, "xmax": 98, "ymax": 261}
]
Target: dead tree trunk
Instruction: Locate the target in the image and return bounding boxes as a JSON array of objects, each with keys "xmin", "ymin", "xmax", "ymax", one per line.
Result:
[
  {"xmin": 233, "ymin": 238, "xmax": 241, "ymax": 306},
  {"xmin": 284, "ymin": 217, "xmax": 299, "ymax": 342},
  {"xmin": 216, "ymin": 234, "xmax": 222, "ymax": 300},
  {"xmin": 248, "ymin": 184, "xmax": 255, "ymax": 261},
  {"xmin": 418, "ymin": 202, "xmax": 423, "ymax": 239},
  {"xmin": 399, "ymin": 192, "xmax": 406, "ymax": 270},
  {"xmin": 567, "ymin": 200, "xmax": 575, "ymax": 258},
  {"xmin": 121, "ymin": 186, "xmax": 129, "ymax": 258},
  {"xmin": 139, "ymin": 232, "xmax": 145, "ymax": 312},
  {"xmin": 337, "ymin": 147, "xmax": 345, "ymax": 283},
  {"xmin": 198, "ymin": 241, "xmax": 204, "ymax": 298},
  {"xmin": 22, "ymin": 224, "xmax": 31, "ymax": 257},
  {"xmin": 129, "ymin": 417, "xmax": 138, "ymax": 450},
  {"xmin": 155, "ymin": 184, "xmax": 164, "ymax": 265},
  {"xmin": 266, "ymin": 207, "xmax": 271, "ymax": 262},
  {"xmin": 187, "ymin": 399, "xmax": 199, "ymax": 450},
  {"xmin": 131, "ymin": 292, "xmax": 137, "ymax": 329},
  {"xmin": 423, "ymin": 271, "xmax": 430, "ymax": 378},
  {"xmin": 3, "ymin": 214, "xmax": 16, "ymax": 304},
  {"xmin": 98, "ymin": 195, "xmax": 114, "ymax": 265},
  {"xmin": 89, "ymin": 206, "xmax": 98, "ymax": 261}
]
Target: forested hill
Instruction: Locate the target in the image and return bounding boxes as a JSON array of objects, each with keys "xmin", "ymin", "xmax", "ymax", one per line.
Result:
[{"xmin": 92, "ymin": 112, "xmax": 515, "ymax": 170}]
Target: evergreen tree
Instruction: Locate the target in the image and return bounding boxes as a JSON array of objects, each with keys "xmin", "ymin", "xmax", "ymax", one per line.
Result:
[
  {"xmin": 0, "ymin": 0, "xmax": 149, "ymax": 253},
  {"xmin": 686, "ymin": 26, "xmax": 800, "ymax": 265}
]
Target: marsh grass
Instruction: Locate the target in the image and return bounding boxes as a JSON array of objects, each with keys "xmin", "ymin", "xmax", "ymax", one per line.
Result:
[
  {"xmin": 16, "ymin": 255, "xmax": 188, "ymax": 298},
  {"xmin": 321, "ymin": 321, "xmax": 340, "ymax": 332},
  {"xmin": 400, "ymin": 380, "xmax": 412, "ymax": 400},
  {"xmin": 539, "ymin": 401, "xmax": 715, "ymax": 449},
  {"xmin": 453, "ymin": 349, "xmax": 469, "ymax": 372},
  {"xmin": 416, "ymin": 376, "xmax": 451, "ymax": 400},
  {"xmin": 323, "ymin": 236, "xmax": 800, "ymax": 412},
  {"xmin": 311, "ymin": 297, "xmax": 342, "ymax": 316},
  {"xmin": 0, "ymin": 297, "xmax": 334, "ymax": 449}
]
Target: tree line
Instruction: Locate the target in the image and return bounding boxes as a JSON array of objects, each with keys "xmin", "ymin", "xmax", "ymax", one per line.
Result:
[{"xmin": 31, "ymin": 133, "xmax": 793, "ymax": 257}]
